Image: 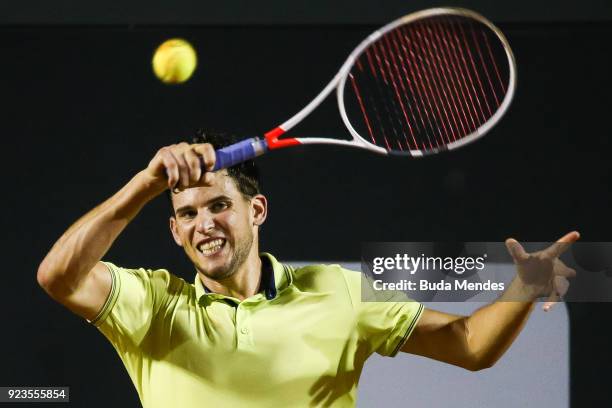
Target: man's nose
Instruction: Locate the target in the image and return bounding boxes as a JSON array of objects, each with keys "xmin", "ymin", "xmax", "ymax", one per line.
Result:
[{"xmin": 195, "ymin": 215, "xmax": 215, "ymax": 234}]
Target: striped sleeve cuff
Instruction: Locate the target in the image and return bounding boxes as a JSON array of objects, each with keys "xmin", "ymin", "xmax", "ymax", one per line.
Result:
[
  {"xmin": 87, "ymin": 262, "xmax": 121, "ymax": 327},
  {"xmin": 389, "ymin": 303, "xmax": 425, "ymax": 357}
]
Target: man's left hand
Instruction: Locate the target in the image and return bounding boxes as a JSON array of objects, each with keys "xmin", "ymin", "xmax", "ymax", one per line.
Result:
[{"xmin": 505, "ymin": 231, "xmax": 580, "ymax": 311}]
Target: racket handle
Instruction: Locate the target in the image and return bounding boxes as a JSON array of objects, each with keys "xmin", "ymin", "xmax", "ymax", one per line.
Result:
[{"xmin": 212, "ymin": 137, "xmax": 268, "ymax": 171}]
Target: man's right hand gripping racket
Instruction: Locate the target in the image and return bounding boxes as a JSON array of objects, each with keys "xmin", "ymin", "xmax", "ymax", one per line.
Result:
[{"xmin": 212, "ymin": 7, "xmax": 516, "ymax": 170}]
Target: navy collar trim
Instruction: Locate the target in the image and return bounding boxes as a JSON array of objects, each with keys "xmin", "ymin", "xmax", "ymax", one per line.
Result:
[{"xmin": 202, "ymin": 256, "xmax": 277, "ymax": 300}]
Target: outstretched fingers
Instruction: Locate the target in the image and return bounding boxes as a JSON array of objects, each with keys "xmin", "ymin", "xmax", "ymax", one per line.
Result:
[
  {"xmin": 555, "ymin": 259, "xmax": 577, "ymax": 278},
  {"xmin": 544, "ymin": 231, "xmax": 580, "ymax": 259},
  {"xmin": 505, "ymin": 238, "xmax": 530, "ymax": 263}
]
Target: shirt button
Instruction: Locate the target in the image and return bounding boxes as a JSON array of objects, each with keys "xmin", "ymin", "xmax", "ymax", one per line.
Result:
[{"xmin": 240, "ymin": 327, "xmax": 249, "ymax": 334}]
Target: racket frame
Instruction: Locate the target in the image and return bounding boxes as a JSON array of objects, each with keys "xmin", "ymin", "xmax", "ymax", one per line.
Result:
[
  {"xmin": 211, "ymin": 7, "xmax": 517, "ymax": 171},
  {"xmin": 265, "ymin": 7, "xmax": 517, "ymax": 157}
]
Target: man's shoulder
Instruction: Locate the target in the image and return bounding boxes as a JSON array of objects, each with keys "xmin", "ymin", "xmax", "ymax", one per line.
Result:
[
  {"xmin": 286, "ymin": 263, "xmax": 359, "ymax": 293},
  {"xmin": 103, "ymin": 262, "xmax": 192, "ymax": 295}
]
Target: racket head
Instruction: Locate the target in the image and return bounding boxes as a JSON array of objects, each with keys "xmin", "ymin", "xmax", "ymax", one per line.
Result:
[{"xmin": 335, "ymin": 7, "xmax": 517, "ymax": 157}]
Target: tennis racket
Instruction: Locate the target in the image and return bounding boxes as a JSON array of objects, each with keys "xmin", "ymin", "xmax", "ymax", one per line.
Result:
[{"xmin": 212, "ymin": 7, "xmax": 516, "ymax": 171}]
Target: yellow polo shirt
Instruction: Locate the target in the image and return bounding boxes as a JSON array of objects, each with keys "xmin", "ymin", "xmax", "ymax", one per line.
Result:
[{"xmin": 90, "ymin": 254, "xmax": 423, "ymax": 407}]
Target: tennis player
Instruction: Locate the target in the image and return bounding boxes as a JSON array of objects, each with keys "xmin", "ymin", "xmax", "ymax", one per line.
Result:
[{"xmin": 37, "ymin": 131, "xmax": 578, "ymax": 407}]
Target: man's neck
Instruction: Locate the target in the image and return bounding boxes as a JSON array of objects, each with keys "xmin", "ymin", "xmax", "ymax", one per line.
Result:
[{"xmin": 198, "ymin": 251, "xmax": 263, "ymax": 301}]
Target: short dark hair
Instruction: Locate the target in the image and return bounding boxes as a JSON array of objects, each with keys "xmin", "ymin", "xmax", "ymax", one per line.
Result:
[{"xmin": 167, "ymin": 129, "xmax": 262, "ymax": 208}]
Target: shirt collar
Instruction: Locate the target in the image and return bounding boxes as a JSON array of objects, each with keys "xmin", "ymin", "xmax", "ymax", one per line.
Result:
[{"xmin": 194, "ymin": 253, "xmax": 291, "ymax": 302}]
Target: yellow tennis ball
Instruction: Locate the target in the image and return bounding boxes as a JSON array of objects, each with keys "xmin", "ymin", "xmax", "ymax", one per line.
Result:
[{"xmin": 152, "ymin": 38, "xmax": 197, "ymax": 84}]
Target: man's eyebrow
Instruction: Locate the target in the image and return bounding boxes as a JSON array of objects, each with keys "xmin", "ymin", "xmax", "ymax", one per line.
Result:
[
  {"xmin": 174, "ymin": 205, "xmax": 194, "ymax": 215},
  {"xmin": 174, "ymin": 195, "xmax": 232, "ymax": 215},
  {"xmin": 207, "ymin": 195, "xmax": 232, "ymax": 205}
]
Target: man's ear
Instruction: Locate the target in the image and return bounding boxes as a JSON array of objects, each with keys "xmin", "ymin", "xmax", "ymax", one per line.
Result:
[
  {"xmin": 251, "ymin": 194, "xmax": 268, "ymax": 226},
  {"xmin": 169, "ymin": 216, "xmax": 184, "ymax": 247}
]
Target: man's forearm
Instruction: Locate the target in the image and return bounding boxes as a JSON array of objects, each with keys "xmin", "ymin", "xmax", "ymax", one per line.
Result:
[
  {"xmin": 463, "ymin": 277, "xmax": 537, "ymax": 369},
  {"xmin": 37, "ymin": 170, "xmax": 162, "ymax": 293}
]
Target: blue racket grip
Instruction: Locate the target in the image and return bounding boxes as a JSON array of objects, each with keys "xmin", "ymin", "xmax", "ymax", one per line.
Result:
[{"xmin": 212, "ymin": 137, "xmax": 268, "ymax": 171}]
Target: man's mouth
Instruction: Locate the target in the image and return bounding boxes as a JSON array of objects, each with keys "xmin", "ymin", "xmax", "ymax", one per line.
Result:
[{"xmin": 197, "ymin": 238, "xmax": 226, "ymax": 257}]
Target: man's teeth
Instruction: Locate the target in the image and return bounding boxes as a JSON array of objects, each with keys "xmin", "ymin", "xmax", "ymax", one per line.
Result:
[{"xmin": 198, "ymin": 239, "xmax": 224, "ymax": 255}]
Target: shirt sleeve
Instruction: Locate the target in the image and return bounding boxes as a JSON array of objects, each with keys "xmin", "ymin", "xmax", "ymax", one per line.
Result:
[
  {"xmin": 88, "ymin": 262, "xmax": 174, "ymax": 352},
  {"xmin": 341, "ymin": 267, "xmax": 424, "ymax": 357}
]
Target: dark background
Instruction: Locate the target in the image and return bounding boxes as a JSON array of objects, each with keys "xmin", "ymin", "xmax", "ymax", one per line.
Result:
[
  {"xmin": 1, "ymin": 0, "xmax": 612, "ymax": 24},
  {"xmin": 1, "ymin": 1, "xmax": 611, "ymax": 406}
]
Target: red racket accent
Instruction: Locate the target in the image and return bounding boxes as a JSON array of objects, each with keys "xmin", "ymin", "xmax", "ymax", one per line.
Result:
[{"xmin": 264, "ymin": 127, "xmax": 301, "ymax": 150}]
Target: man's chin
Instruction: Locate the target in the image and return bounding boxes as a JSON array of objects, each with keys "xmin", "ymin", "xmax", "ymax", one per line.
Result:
[{"xmin": 198, "ymin": 261, "xmax": 235, "ymax": 281}]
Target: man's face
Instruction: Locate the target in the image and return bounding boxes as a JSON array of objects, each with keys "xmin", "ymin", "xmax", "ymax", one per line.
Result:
[{"xmin": 169, "ymin": 171, "xmax": 267, "ymax": 280}]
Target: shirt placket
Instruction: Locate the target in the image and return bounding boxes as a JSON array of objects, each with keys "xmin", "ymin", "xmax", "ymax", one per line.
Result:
[{"xmin": 236, "ymin": 297, "xmax": 262, "ymax": 349}]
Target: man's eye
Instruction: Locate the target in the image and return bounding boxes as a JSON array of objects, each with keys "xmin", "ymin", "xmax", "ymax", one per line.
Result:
[
  {"xmin": 211, "ymin": 201, "xmax": 229, "ymax": 213},
  {"xmin": 180, "ymin": 211, "xmax": 197, "ymax": 219}
]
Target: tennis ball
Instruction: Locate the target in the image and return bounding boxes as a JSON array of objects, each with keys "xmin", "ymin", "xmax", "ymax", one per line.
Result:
[{"xmin": 152, "ymin": 38, "xmax": 197, "ymax": 84}]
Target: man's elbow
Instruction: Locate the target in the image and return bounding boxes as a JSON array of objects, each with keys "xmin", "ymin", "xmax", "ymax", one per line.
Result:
[
  {"xmin": 36, "ymin": 261, "xmax": 72, "ymax": 298},
  {"xmin": 463, "ymin": 355, "xmax": 497, "ymax": 372},
  {"xmin": 37, "ymin": 261, "xmax": 53, "ymax": 290},
  {"xmin": 461, "ymin": 320, "xmax": 498, "ymax": 371}
]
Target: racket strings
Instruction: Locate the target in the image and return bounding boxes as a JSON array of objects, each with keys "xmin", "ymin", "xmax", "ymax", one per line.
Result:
[
  {"xmin": 350, "ymin": 55, "xmax": 389, "ymax": 149},
  {"xmin": 375, "ymin": 41, "xmax": 417, "ymax": 150},
  {"xmin": 369, "ymin": 46, "xmax": 410, "ymax": 151},
  {"xmin": 345, "ymin": 15, "xmax": 511, "ymax": 154},
  {"xmin": 390, "ymin": 28, "xmax": 442, "ymax": 148},
  {"xmin": 405, "ymin": 26, "xmax": 456, "ymax": 144},
  {"xmin": 404, "ymin": 24, "xmax": 455, "ymax": 145},
  {"xmin": 428, "ymin": 21, "xmax": 479, "ymax": 133},
  {"xmin": 384, "ymin": 33, "xmax": 430, "ymax": 145}
]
